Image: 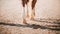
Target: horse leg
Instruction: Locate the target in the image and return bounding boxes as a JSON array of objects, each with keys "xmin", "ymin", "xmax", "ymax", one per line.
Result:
[
  {"xmin": 25, "ymin": 0, "xmax": 29, "ymax": 18},
  {"xmin": 31, "ymin": 0, "xmax": 37, "ymax": 20},
  {"xmin": 22, "ymin": 0, "xmax": 27, "ymax": 24},
  {"xmin": 31, "ymin": 8, "xmax": 35, "ymax": 20},
  {"xmin": 26, "ymin": 3, "xmax": 29, "ymax": 18}
]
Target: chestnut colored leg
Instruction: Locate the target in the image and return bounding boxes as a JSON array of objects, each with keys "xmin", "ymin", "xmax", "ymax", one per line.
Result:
[{"xmin": 31, "ymin": 0, "xmax": 37, "ymax": 20}]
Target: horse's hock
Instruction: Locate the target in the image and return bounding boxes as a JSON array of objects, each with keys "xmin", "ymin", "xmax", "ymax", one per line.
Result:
[{"xmin": 0, "ymin": 0, "xmax": 60, "ymax": 34}]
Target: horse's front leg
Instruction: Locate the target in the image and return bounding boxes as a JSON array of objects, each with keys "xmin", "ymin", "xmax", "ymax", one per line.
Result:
[
  {"xmin": 25, "ymin": 0, "xmax": 29, "ymax": 18},
  {"xmin": 31, "ymin": 0, "xmax": 37, "ymax": 20},
  {"xmin": 22, "ymin": 0, "xmax": 27, "ymax": 24}
]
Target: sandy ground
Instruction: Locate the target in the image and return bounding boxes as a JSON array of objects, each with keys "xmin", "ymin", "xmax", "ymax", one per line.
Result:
[
  {"xmin": 0, "ymin": 25, "xmax": 60, "ymax": 34},
  {"xmin": 0, "ymin": 18, "xmax": 60, "ymax": 34},
  {"xmin": 0, "ymin": 0, "xmax": 60, "ymax": 34}
]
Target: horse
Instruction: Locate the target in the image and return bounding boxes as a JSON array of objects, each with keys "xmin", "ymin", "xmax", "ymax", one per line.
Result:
[{"xmin": 21, "ymin": 0, "xmax": 37, "ymax": 24}]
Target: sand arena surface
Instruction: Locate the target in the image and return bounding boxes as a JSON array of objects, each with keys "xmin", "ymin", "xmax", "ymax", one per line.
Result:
[{"xmin": 0, "ymin": 0, "xmax": 60, "ymax": 34}]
